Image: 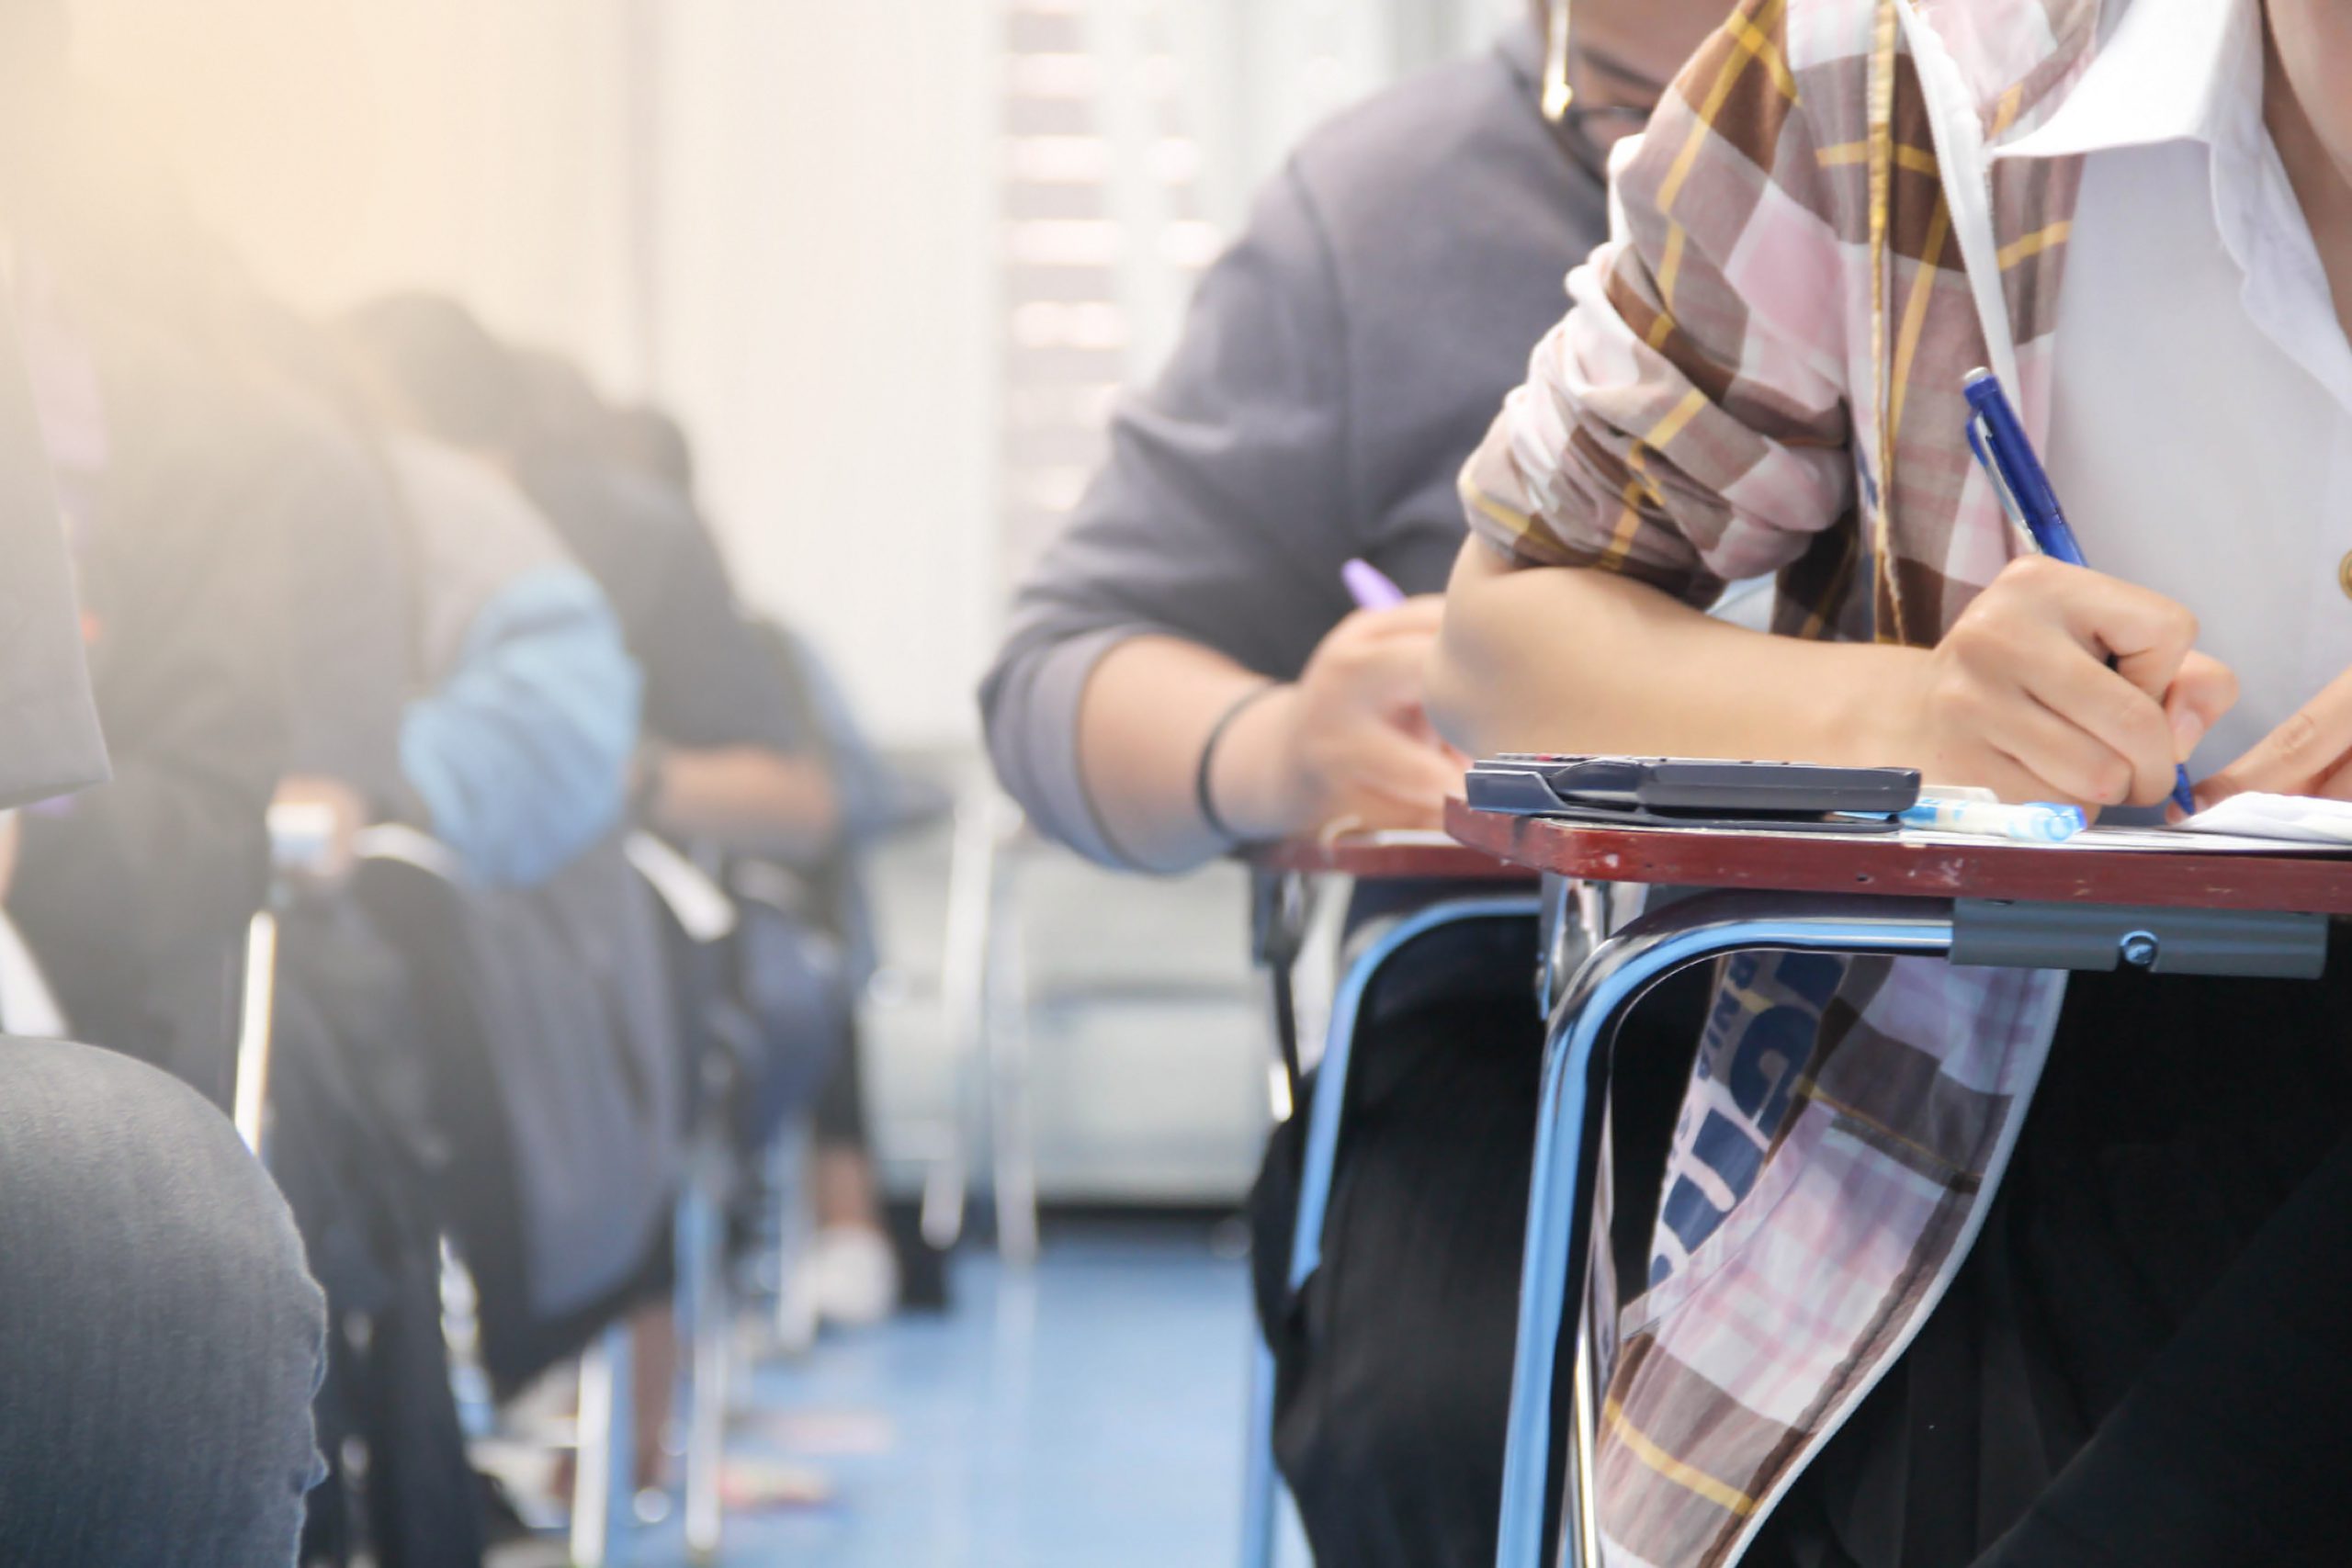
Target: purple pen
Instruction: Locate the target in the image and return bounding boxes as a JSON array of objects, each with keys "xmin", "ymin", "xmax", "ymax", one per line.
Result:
[{"xmin": 1342, "ymin": 558, "xmax": 1408, "ymax": 612}]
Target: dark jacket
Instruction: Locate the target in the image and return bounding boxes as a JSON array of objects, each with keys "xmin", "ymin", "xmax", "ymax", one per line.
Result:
[
  {"xmin": 518, "ymin": 453, "xmax": 798, "ymax": 752},
  {"xmin": 12, "ymin": 301, "xmax": 293, "ymax": 1097}
]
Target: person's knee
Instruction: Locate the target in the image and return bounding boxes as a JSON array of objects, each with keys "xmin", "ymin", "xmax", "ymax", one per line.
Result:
[
  {"xmin": 0, "ymin": 1039, "xmax": 326, "ymax": 1565},
  {"xmin": 3, "ymin": 1036, "xmax": 322, "ymax": 1314}
]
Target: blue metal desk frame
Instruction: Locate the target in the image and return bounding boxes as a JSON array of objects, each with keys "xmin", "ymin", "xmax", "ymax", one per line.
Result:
[{"xmin": 1493, "ymin": 876, "xmax": 2332, "ymax": 1568}]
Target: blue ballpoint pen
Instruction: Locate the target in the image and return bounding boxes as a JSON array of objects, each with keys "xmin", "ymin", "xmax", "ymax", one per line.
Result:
[{"xmin": 1962, "ymin": 368, "xmax": 2198, "ymax": 816}]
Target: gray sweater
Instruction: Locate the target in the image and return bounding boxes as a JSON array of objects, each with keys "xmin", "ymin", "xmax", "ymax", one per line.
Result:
[{"xmin": 979, "ymin": 24, "xmax": 1607, "ymax": 866}]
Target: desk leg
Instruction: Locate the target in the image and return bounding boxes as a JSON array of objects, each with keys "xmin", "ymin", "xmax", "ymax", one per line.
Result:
[
  {"xmin": 571, "ymin": 1320, "xmax": 637, "ymax": 1568},
  {"xmin": 1252, "ymin": 871, "xmax": 1312, "ymax": 1106},
  {"xmin": 1495, "ymin": 892, "xmax": 1958, "ymax": 1568},
  {"xmin": 925, "ymin": 787, "xmax": 1007, "ymax": 1253},
  {"xmin": 1565, "ymin": 1294, "xmax": 1605, "ymax": 1568},
  {"xmin": 1242, "ymin": 869, "xmax": 1309, "ymax": 1568},
  {"xmin": 1240, "ymin": 1336, "xmax": 1281, "ymax": 1568},
  {"xmin": 680, "ymin": 1137, "xmax": 729, "ymax": 1563},
  {"xmin": 988, "ymin": 868, "xmax": 1042, "ymax": 1266}
]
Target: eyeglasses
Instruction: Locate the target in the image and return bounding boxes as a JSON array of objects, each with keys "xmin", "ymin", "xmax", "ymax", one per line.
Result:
[
  {"xmin": 1542, "ymin": 2, "xmax": 1668, "ymax": 156},
  {"xmin": 1543, "ymin": 0, "xmax": 1575, "ymax": 122}
]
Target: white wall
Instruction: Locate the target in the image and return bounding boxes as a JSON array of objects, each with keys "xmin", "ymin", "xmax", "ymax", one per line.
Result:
[{"xmin": 645, "ymin": 0, "xmax": 1001, "ymax": 752}]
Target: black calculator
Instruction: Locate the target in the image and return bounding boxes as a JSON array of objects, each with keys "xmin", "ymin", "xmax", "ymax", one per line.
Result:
[{"xmin": 1466, "ymin": 755, "xmax": 1920, "ymax": 830}]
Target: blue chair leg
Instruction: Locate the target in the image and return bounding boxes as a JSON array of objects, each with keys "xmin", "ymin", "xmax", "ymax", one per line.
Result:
[
  {"xmin": 571, "ymin": 1319, "xmax": 639, "ymax": 1567},
  {"xmin": 1240, "ymin": 1338, "xmax": 1281, "ymax": 1568},
  {"xmin": 1494, "ymin": 890, "xmax": 1958, "ymax": 1568},
  {"xmin": 680, "ymin": 1142, "xmax": 729, "ymax": 1563}
]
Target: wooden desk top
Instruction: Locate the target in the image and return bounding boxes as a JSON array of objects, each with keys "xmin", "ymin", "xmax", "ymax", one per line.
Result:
[
  {"xmin": 1445, "ymin": 799, "xmax": 2352, "ymax": 915},
  {"xmin": 1245, "ymin": 830, "xmax": 1532, "ymax": 883}
]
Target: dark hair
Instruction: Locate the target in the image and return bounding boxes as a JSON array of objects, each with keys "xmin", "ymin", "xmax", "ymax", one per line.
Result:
[{"xmin": 338, "ymin": 293, "xmax": 526, "ymax": 450}]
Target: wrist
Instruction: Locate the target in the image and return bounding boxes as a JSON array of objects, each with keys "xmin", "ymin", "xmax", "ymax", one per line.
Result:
[
  {"xmin": 1204, "ymin": 682, "xmax": 1308, "ymax": 842},
  {"xmin": 1830, "ymin": 644, "xmax": 1938, "ymax": 770}
]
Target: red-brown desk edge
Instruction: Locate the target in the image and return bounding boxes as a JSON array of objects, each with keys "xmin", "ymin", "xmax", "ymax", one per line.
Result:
[
  {"xmin": 1444, "ymin": 798, "xmax": 2352, "ymax": 917},
  {"xmin": 1245, "ymin": 833, "xmax": 1532, "ymax": 882}
]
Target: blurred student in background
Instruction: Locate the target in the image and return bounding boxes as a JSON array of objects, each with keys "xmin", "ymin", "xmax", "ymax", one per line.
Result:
[
  {"xmin": 341, "ymin": 298, "xmax": 834, "ymax": 861},
  {"xmin": 273, "ymin": 324, "xmax": 650, "ymax": 1561},
  {"xmin": 0, "ymin": 7, "xmax": 325, "ymax": 1562},
  {"xmin": 3, "ymin": 98, "xmax": 298, "ymax": 1106},
  {"xmin": 341, "ymin": 294, "xmax": 902, "ymax": 1329},
  {"xmin": 343, "ymin": 299, "xmax": 902, "ymax": 1522},
  {"xmin": 981, "ymin": 3, "xmax": 1728, "ymax": 1562},
  {"xmin": 1436, "ymin": 0, "xmax": 2352, "ymax": 1560},
  {"xmin": 604, "ymin": 399, "xmax": 908, "ymax": 1329},
  {"xmin": 0, "ymin": 300, "xmax": 326, "ymax": 1568},
  {"xmin": 6, "ymin": 35, "xmax": 653, "ymax": 1559}
]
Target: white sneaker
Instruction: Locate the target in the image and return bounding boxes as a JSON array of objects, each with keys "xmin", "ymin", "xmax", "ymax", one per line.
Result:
[{"xmin": 807, "ymin": 1224, "xmax": 901, "ymax": 1329}]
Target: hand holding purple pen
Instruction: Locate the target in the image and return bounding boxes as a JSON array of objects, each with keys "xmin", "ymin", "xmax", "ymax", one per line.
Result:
[{"xmin": 1192, "ymin": 556, "xmax": 1463, "ymax": 840}]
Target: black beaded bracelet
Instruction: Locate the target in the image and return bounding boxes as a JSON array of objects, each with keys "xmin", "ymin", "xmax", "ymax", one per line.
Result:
[{"xmin": 1194, "ymin": 682, "xmax": 1283, "ymax": 844}]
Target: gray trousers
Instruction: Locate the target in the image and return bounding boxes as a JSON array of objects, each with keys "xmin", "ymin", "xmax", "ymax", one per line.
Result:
[{"xmin": 0, "ymin": 1037, "xmax": 326, "ymax": 1566}]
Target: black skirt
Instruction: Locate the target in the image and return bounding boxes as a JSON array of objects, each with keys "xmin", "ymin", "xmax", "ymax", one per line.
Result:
[{"xmin": 1753, "ymin": 954, "xmax": 2352, "ymax": 1568}]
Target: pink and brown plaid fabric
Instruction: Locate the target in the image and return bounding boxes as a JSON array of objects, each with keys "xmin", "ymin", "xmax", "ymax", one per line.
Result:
[{"xmin": 1463, "ymin": 1, "xmax": 2115, "ymax": 1562}]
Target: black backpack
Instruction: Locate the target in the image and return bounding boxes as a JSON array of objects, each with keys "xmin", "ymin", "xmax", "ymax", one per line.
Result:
[{"xmin": 351, "ymin": 830, "xmax": 682, "ymax": 1397}]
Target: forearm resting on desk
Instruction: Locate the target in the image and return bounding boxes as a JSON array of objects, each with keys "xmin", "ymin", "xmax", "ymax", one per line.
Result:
[
  {"xmin": 1080, "ymin": 607, "xmax": 1464, "ymax": 869},
  {"xmin": 1076, "ymin": 635, "xmax": 1295, "ymax": 874},
  {"xmin": 647, "ymin": 747, "xmax": 841, "ymax": 864},
  {"xmin": 1430, "ymin": 538, "xmax": 1919, "ymax": 769}
]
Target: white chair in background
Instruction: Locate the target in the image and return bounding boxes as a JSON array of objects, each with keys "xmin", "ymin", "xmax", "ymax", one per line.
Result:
[
  {"xmin": 0, "ymin": 907, "xmax": 67, "ymax": 1040},
  {"xmin": 924, "ymin": 784, "xmax": 1040, "ymax": 1265}
]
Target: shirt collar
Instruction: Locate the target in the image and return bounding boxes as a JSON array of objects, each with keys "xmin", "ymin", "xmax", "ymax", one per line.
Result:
[
  {"xmin": 1997, "ymin": 0, "xmax": 2352, "ymax": 413},
  {"xmin": 1995, "ymin": 0, "xmax": 2262, "ymax": 163}
]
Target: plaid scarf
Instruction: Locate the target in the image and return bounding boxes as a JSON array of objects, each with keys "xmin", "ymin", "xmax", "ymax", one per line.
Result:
[{"xmin": 1462, "ymin": 1, "xmax": 2108, "ymax": 1561}]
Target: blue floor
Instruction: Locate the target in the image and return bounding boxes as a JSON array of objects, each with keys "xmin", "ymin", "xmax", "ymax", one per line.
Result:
[{"xmin": 651, "ymin": 1222, "xmax": 1263, "ymax": 1568}]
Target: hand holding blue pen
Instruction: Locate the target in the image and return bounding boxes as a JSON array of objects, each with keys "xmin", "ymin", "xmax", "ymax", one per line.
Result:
[{"xmin": 1962, "ymin": 369, "xmax": 2199, "ymax": 816}]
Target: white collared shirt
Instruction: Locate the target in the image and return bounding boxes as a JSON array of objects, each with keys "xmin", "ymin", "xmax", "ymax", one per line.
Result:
[{"xmin": 1996, "ymin": 0, "xmax": 2352, "ymax": 771}]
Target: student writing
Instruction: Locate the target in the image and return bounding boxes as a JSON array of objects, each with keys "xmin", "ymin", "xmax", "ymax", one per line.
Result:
[{"xmin": 1435, "ymin": 1, "xmax": 2352, "ymax": 1562}]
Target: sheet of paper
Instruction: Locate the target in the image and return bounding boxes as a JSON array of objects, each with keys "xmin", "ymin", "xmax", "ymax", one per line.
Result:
[
  {"xmin": 1893, "ymin": 825, "xmax": 2324, "ymax": 853},
  {"xmin": 2052, "ymin": 826, "xmax": 2332, "ymax": 853},
  {"xmin": 1900, "ymin": 793, "xmax": 2352, "ymax": 853},
  {"xmin": 2179, "ymin": 792, "xmax": 2352, "ymax": 846}
]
